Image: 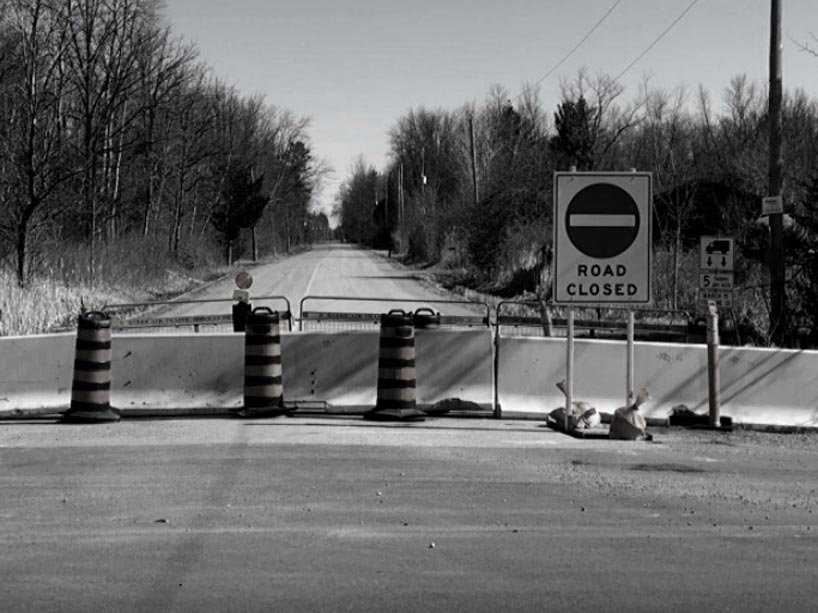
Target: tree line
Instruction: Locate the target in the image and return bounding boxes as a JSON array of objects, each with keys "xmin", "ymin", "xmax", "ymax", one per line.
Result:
[
  {"xmin": 0, "ymin": 0, "xmax": 329, "ymax": 290},
  {"xmin": 338, "ymin": 69, "xmax": 818, "ymax": 347}
]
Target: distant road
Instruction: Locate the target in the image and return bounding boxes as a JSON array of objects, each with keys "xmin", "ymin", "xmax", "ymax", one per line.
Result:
[{"xmin": 154, "ymin": 243, "xmax": 482, "ymax": 320}]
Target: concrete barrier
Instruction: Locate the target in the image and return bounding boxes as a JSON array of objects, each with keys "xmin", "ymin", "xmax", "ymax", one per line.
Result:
[
  {"xmin": 497, "ymin": 336, "xmax": 818, "ymax": 427},
  {"xmin": 0, "ymin": 328, "xmax": 494, "ymax": 415},
  {"xmin": 0, "ymin": 334, "xmax": 74, "ymax": 410},
  {"xmin": 284, "ymin": 328, "xmax": 493, "ymax": 410},
  {"xmin": 3, "ymin": 330, "xmax": 816, "ymax": 426}
]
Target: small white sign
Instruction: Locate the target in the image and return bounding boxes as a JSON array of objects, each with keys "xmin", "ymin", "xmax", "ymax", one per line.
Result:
[
  {"xmin": 700, "ymin": 236, "xmax": 734, "ymax": 271},
  {"xmin": 762, "ymin": 195, "xmax": 783, "ymax": 216},
  {"xmin": 699, "ymin": 272, "xmax": 734, "ymax": 290},
  {"xmin": 698, "ymin": 289, "xmax": 733, "ymax": 308}
]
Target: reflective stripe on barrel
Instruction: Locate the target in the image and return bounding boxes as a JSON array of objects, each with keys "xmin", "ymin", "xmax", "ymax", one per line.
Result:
[
  {"xmin": 242, "ymin": 309, "xmax": 284, "ymax": 411},
  {"xmin": 63, "ymin": 312, "xmax": 120, "ymax": 422},
  {"xmin": 376, "ymin": 311, "xmax": 416, "ymax": 411}
]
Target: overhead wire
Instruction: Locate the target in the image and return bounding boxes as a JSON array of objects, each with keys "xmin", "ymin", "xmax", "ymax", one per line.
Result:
[
  {"xmin": 613, "ymin": 0, "xmax": 701, "ymax": 82},
  {"xmin": 514, "ymin": 0, "xmax": 701, "ymax": 101},
  {"xmin": 513, "ymin": 0, "xmax": 622, "ymax": 101}
]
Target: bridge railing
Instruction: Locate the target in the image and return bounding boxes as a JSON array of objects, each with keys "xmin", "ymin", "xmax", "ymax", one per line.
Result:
[
  {"xmin": 298, "ymin": 295, "xmax": 490, "ymax": 332},
  {"xmin": 101, "ymin": 296, "xmax": 294, "ymax": 332},
  {"xmin": 495, "ymin": 301, "xmax": 695, "ymax": 342}
]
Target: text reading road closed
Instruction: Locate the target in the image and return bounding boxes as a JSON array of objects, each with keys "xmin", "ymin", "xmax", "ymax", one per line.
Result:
[{"xmin": 565, "ymin": 264, "xmax": 638, "ymax": 297}]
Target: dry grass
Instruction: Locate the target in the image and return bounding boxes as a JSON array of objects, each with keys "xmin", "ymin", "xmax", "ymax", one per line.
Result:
[
  {"xmin": 0, "ymin": 270, "xmax": 120, "ymax": 336},
  {"xmin": 0, "ymin": 236, "xmax": 225, "ymax": 336}
]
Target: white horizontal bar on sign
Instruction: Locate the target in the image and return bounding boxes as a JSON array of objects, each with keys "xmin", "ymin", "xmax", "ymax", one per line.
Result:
[{"xmin": 569, "ymin": 214, "xmax": 637, "ymax": 227}]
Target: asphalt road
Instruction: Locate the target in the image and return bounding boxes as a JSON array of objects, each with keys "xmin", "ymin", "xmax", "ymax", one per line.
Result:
[
  {"xmin": 1, "ymin": 418, "xmax": 817, "ymax": 612},
  {"xmin": 153, "ymin": 243, "xmax": 482, "ymax": 321}
]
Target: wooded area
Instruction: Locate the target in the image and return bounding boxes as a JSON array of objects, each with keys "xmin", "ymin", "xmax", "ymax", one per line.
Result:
[
  {"xmin": 0, "ymin": 0, "xmax": 329, "ymax": 293},
  {"xmin": 338, "ymin": 70, "xmax": 818, "ymax": 348}
]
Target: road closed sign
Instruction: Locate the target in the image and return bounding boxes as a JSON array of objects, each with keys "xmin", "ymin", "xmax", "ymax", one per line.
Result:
[{"xmin": 553, "ymin": 172, "xmax": 652, "ymax": 304}]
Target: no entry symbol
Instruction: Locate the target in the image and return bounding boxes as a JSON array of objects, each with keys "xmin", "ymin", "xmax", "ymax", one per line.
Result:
[{"xmin": 566, "ymin": 183, "xmax": 640, "ymax": 259}]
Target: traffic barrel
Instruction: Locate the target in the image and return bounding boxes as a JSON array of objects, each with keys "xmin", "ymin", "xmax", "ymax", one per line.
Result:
[
  {"xmin": 235, "ymin": 307, "xmax": 290, "ymax": 418},
  {"xmin": 62, "ymin": 312, "xmax": 120, "ymax": 423},
  {"xmin": 364, "ymin": 310, "xmax": 425, "ymax": 422}
]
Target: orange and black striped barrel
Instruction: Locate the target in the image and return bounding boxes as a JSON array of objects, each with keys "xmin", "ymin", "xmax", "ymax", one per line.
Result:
[
  {"xmin": 236, "ymin": 307, "xmax": 289, "ymax": 417},
  {"xmin": 364, "ymin": 310, "xmax": 424, "ymax": 421},
  {"xmin": 62, "ymin": 312, "xmax": 120, "ymax": 423}
]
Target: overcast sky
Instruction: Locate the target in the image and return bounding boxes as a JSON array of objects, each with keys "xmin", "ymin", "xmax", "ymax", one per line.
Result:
[{"xmin": 162, "ymin": 0, "xmax": 818, "ymax": 217}]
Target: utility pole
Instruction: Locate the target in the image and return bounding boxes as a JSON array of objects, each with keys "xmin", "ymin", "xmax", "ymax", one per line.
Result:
[
  {"xmin": 768, "ymin": 0, "xmax": 786, "ymax": 345},
  {"xmin": 469, "ymin": 113, "xmax": 479, "ymax": 206},
  {"xmin": 399, "ymin": 158, "xmax": 404, "ymax": 226}
]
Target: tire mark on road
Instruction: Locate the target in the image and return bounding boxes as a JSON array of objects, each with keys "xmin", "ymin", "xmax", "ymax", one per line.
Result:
[{"xmin": 137, "ymin": 424, "xmax": 251, "ymax": 609}]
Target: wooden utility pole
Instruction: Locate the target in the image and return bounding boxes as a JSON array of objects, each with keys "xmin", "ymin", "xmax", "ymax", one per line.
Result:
[
  {"xmin": 399, "ymin": 159, "xmax": 404, "ymax": 225},
  {"xmin": 769, "ymin": 0, "xmax": 786, "ymax": 345},
  {"xmin": 469, "ymin": 113, "xmax": 479, "ymax": 206}
]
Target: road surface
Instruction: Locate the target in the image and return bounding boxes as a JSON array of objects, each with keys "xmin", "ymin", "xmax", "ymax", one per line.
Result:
[
  {"xmin": 146, "ymin": 243, "xmax": 482, "ymax": 321},
  {"xmin": 1, "ymin": 418, "xmax": 817, "ymax": 611}
]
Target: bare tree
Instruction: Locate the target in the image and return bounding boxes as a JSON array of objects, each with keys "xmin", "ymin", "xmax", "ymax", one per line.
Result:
[{"xmin": 1, "ymin": 0, "xmax": 79, "ymax": 286}]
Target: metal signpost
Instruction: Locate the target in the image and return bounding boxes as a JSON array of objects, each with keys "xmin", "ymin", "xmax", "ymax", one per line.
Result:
[
  {"xmin": 553, "ymin": 171, "xmax": 653, "ymax": 418},
  {"xmin": 698, "ymin": 237, "xmax": 734, "ymax": 428}
]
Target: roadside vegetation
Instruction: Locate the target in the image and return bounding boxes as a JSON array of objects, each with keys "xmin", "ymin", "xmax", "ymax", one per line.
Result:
[
  {"xmin": 338, "ymin": 73, "xmax": 818, "ymax": 348},
  {"xmin": 0, "ymin": 0, "xmax": 329, "ymax": 335}
]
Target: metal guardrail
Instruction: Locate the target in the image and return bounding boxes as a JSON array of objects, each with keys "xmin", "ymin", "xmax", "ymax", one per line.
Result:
[
  {"xmin": 87, "ymin": 293, "xmax": 699, "ymax": 342},
  {"xmin": 298, "ymin": 296, "xmax": 491, "ymax": 331},
  {"xmin": 101, "ymin": 296, "xmax": 294, "ymax": 331},
  {"xmin": 495, "ymin": 301, "xmax": 695, "ymax": 341}
]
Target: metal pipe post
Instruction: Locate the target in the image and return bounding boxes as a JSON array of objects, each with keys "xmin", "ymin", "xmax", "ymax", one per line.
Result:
[
  {"xmin": 706, "ymin": 303, "xmax": 720, "ymax": 427},
  {"xmin": 626, "ymin": 310, "xmax": 635, "ymax": 405},
  {"xmin": 565, "ymin": 308, "xmax": 575, "ymax": 431}
]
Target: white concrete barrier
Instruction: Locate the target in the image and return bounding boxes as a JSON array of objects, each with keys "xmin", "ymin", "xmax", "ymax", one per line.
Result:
[
  {"xmin": 284, "ymin": 328, "xmax": 493, "ymax": 409},
  {"xmin": 3, "ymin": 329, "xmax": 816, "ymax": 426},
  {"xmin": 0, "ymin": 328, "xmax": 494, "ymax": 414},
  {"xmin": 0, "ymin": 334, "xmax": 74, "ymax": 410},
  {"xmin": 496, "ymin": 336, "xmax": 818, "ymax": 427}
]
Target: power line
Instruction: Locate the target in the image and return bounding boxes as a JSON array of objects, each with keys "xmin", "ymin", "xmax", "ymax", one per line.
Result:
[
  {"xmin": 613, "ymin": 0, "xmax": 700, "ymax": 82},
  {"xmin": 514, "ymin": 0, "xmax": 622, "ymax": 101}
]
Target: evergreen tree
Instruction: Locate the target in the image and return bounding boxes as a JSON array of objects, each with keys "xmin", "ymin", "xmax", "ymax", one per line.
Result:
[{"xmin": 211, "ymin": 162, "xmax": 269, "ymax": 265}]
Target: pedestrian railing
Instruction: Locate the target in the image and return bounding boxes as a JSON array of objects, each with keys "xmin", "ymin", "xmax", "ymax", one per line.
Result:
[
  {"xmin": 101, "ymin": 296, "xmax": 294, "ymax": 332},
  {"xmin": 495, "ymin": 300, "xmax": 694, "ymax": 342},
  {"xmin": 298, "ymin": 296, "xmax": 490, "ymax": 332}
]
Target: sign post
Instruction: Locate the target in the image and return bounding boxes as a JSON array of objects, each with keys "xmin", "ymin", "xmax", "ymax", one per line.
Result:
[
  {"xmin": 553, "ymin": 172, "xmax": 652, "ymax": 420},
  {"xmin": 698, "ymin": 238, "xmax": 731, "ymax": 428},
  {"xmin": 565, "ymin": 308, "xmax": 574, "ymax": 432},
  {"xmin": 706, "ymin": 302, "xmax": 720, "ymax": 427},
  {"xmin": 232, "ymin": 271, "xmax": 254, "ymax": 332}
]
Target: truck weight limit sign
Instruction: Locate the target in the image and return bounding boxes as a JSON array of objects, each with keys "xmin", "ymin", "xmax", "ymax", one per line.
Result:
[{"xmin": 554, "ymin": 172, "xmax": 652, "ymax": 304}]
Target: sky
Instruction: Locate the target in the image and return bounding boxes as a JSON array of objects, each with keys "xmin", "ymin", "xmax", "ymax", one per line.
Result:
[{"xmin": 161, "ymin": 0, "xmax": 818, "ymax": 219}]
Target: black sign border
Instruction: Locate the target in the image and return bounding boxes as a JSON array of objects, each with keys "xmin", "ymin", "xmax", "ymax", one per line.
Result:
[{"xmin": 552, "ymin": 171, "xmax": 653, "ymax": 306}]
